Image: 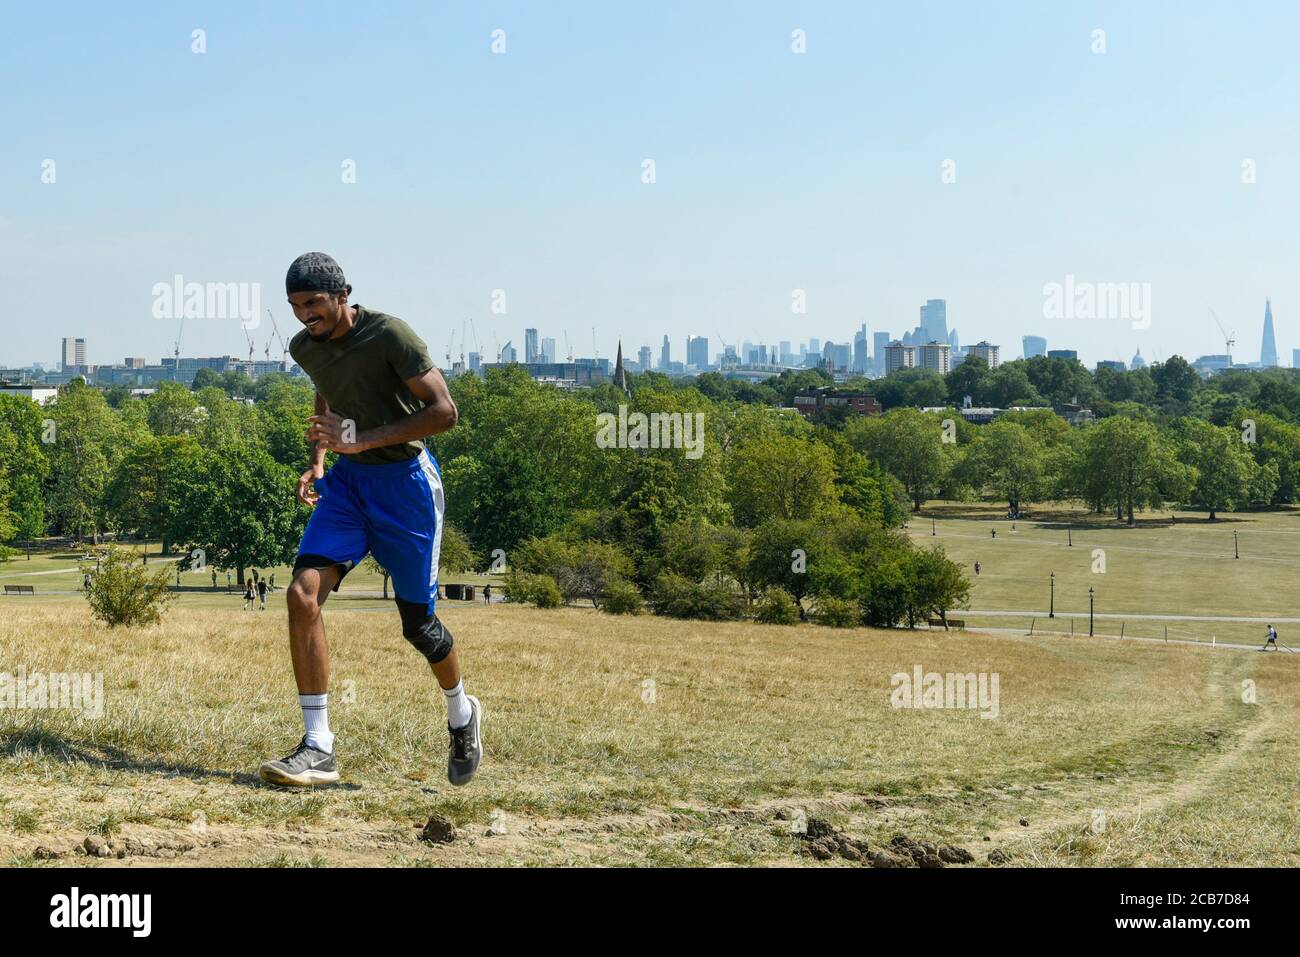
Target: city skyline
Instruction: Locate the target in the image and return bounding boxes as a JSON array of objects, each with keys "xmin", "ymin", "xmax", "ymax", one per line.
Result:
[{"xmin": 13, "ymin": 292, "xmax": 1287, "ymax": 387}]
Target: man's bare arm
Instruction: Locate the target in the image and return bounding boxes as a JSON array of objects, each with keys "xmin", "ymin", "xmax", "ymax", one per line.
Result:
[
  {"xmin": 306, "ymin": 368, "xmax": 458, "ymax": 454},
  {"xmin": 309, "ymin": 392, "xmax": 329, "ymax": 467}
]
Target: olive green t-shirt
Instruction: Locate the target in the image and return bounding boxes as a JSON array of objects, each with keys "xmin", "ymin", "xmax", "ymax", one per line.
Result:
[{"xmin": 289, "ymin": 304, "xmax": 436, "ymax": 464}]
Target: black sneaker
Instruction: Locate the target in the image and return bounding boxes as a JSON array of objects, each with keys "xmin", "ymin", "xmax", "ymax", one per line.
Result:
[
  {"xmin": 448, "ymin": 695, "xmax": 482, "ymax": 786},
  {"xmin": 258, "ymin": 736, "xmax": 339, "ymax": 787}
]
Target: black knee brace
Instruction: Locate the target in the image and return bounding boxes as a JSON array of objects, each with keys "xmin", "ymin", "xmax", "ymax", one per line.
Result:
[{"xmin": 396, "ymin": 599, "xmax": 453, "ymax": 664}]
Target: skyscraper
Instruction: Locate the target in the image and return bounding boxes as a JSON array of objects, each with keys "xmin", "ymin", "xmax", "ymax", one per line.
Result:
[
  {"xmin": 540, "ymin": 337, "xmax": 556, "ymax": 364},
  {"xmin": 968, "ymin": 341, "xmax": 1000, "ymax": 369},
  {"xmin": 638, "ymin": 346, "xmax": 652, "ymax": 371},
  {"xmin": 1261, "ymin": 299, "xmax": 1278, "ymax": 367},
  {"xmin": 919, "ymin": 341, "xmax": 951, "ymax": 374},
  {"xmin": 872, "ymin": 331, "xmax": 890, "ymax": 375},
  {"xmin": 884, "ymin": 341, "xmax": 916, "ymax": 374},
  {"xmin": 660, "ymin": 335, "xmax": 670, "ymax": 370},
  {"xmin": 853, "ymin": 325, "xmax": 868, "ymax": 373},
  {"xmin": 1023, "ymin": 335, "xmax": 1047, "ymax": 359},
  {"xmin": 920, "ymin": 299, "xmax": 948, "ymax": 343},
  {"xmin": 61, "ymin": 337, "xmax": 87, "ymax": 371},
  {"xmin": 524, "ymin": 328, "xmax": 539, "ymax": 363},
  {"xmin": 687, "ymin": 335, "xmax": 709, "ymax": 369}
]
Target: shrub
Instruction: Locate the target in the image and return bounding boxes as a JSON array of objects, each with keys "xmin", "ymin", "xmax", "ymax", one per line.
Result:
[
  {"xmin": 81, "ymin": 546, "xmax": 176, "ymax": 627},
  {"xmin": 810, "ymin": 596, "xmax": 860, "ymax": 628},
  {"xmin": 755, "ymin": 587, "xmax": 801, "ymax": 625},
  {"xmin": 600, "ymin": 580, "xmax": 644, "ymax": 615},
  {"xmin": 503, "ymin": 570, "xmax": 563, "ymax": 609},
  {"xmin": 513, "ymin": 535, "xmax": 634, "ymax": 607},
  {"xmin": 646, "ymin": 573, "xmax": 745, "ymax": 621}
]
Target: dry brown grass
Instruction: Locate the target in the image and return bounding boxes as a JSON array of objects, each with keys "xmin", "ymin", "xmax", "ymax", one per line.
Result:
[{"xmin": 1, "ymin": 597, "xmax": 1297, "ymax": 867}]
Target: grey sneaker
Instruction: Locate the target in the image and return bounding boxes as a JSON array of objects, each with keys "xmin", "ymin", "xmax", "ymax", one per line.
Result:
[
  {"xmin": 448, "ymin": 695, "xmax": 482, "ymax": 786},
  {"xmin": 258, "ymin": 736, "xmax": 339, "ymax": 787}
]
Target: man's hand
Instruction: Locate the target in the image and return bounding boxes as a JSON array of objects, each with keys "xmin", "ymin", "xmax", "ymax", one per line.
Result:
[
  {"xmin": 306, "ymin": 410, "xmax": 369, "ymax": 455},
  {"xmin": 297, "ymin": 462, "xmax": 326, "ymax": 506}
]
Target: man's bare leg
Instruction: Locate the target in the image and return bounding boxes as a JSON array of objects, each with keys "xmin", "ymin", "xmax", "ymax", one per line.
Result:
[
  {"xmin": 430, "ymin": 647, "xmax": 461, "ymax": 693},
  {"xmin": 287, "ymin": 564, "xmax": 342, "ymax": 694},
  {"xmin": 258, "ymin": 564, "xmax": 344, "ymax": 787}
]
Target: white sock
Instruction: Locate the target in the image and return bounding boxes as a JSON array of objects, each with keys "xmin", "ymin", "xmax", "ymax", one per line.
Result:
[
  {"xmin": 299, "ymin": 693, "xmax": 334, "ymax": 753},
  {"xmin": 443, "ymin": 680, "xmax": 472, "ymax": 730}
]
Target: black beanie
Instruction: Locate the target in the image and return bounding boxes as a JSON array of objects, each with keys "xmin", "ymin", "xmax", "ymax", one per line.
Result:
[{"xmin": 286, "ymin": 252, "xmax": 348, "ymax": 295}]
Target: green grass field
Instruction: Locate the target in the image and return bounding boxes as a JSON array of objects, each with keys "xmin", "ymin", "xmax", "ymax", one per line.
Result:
[
  {"xmin": 1, "ymin": 507, "xmax": 1298, "ymax": 867},
  {"xmin": 906, "ymin": 503, "xmax": 1300, "ymax": 648}
]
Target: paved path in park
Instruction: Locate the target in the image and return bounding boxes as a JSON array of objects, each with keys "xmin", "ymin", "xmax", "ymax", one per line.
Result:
[
  {"xmin": 965, "ymin": 623, "xmax": 1293, "ymax": 655},
  {"xmin": 967, "ymin": 609, "xmax": 1300, "ymax": 624}
]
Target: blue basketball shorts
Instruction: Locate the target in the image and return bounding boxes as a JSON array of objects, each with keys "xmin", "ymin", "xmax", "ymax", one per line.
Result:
[{"xmin": 295, "ymin": 449, "xmax": 445, "ymax": 609}]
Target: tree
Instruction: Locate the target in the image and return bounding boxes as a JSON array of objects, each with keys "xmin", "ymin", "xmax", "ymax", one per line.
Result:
[
  {"xmin": 45, "ymin": 381, "xmax": 122, "ymax": 541},
  {"xmin": 1150, "ymin": 356, "xmax": 1200, "ymax": 414},
  {"xmin": 1176, "ymin": 418, "xmax": 1257, "ymax": 520},
  {"xmin": 958, "ymin": 419, "xmax": 1047, "ymax": 513},
  {"xmin": 1069, "ymin": 417, "xmax": 1190, "ymax": 524},
  {"xmin": 747, "ymin": 518, "xmax": 825, "ymax": 617},
  {"xmin": 726, "ymin": 431, "xmax": 839, "ymax": 526},
  {"xmin": 169, "ymin": 447, "xmax": 308, "ymax": 584},
  {"xmin": 847, "ymin": 408, "xmax": 950, "ymax": 511},
  {"xmin": 104, "ymin": 434, "xmax": 202, "ymax": 552},
  {"xmin": 945, "ymin": 355, "xmax": 992, "ymax": 407},
  {"xmin": 0, "ymin": 395, "xmax": 50, "ymax": 540}
]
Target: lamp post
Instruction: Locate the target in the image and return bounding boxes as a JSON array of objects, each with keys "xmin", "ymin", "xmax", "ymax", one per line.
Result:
[
  {"xmin": 1049, "ymin": 571, "xmax": 1055, "ymax": 618},
  {"xmin": 932, "ymin": 517, "xmax": 936, "ymax": 537},
  {"xmin": 1234, "ymin": 530, "xmax": 1239, "ymax": 560},
  {"xmin": 1089, "ymin": 586, "xmax": 1095, "ymax": 637},
  {"xmin": 1067, "ymin": 527, "xmax": 1072, "ymax": 547}
]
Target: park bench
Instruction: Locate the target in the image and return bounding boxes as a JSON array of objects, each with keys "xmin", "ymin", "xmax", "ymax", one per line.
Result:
[
  {"xmin": 443, "ymin": 583, "xmax": 476, "ymax": 601},
  {"xmin": 928, "ymin": 617, "xmax": 965, "ymax": 629},
  {"xmin": 3, "ymin": 585, "xmax": 35, "ymax": 595}
]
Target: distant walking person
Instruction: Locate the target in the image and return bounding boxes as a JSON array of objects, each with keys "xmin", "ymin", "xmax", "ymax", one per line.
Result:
[
  {"xmin": 483, "ymin": 584, "xmax": 492, "ymax": 604},
  {"xmin": 269, "ymin": 572, "xmax": 276, "ymax": 591},
  {"xmin": 227, "ymin": 570, "xmax": 233, "ymax": 588},
  {"xmin": 974, "ymin": 561, "xmax": 981, "ymax": 576},
  {"xmin": 1262, "ymin": 625, "xmax": 1279, "ymax": 652},
  {"xmin": 257, "ymin": 578, "xmax": 269, "ymax": 611},
  {"xmin": 243, "ymin": 580, "xmax": 256, "ymax": 611},
  {"xmin": 211, "ymin": 569, "xmax": 218, "ymax": 589}
]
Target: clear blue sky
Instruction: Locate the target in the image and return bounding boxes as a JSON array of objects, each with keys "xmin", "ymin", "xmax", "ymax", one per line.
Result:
[{"xmin": 4, "ymin": 0, "xmax": 1299, "ymax": 370}]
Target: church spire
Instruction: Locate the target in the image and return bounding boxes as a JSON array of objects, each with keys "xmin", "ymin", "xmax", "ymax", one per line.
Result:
[{"xmin": 614, "ymin": 340, "xmax": 629, "ymax": 396}]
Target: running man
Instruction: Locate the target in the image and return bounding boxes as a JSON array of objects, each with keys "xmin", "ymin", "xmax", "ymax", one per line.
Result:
[{"xmin": 257, "ymin": 252, "xmax": 481, "ymax": 789}]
